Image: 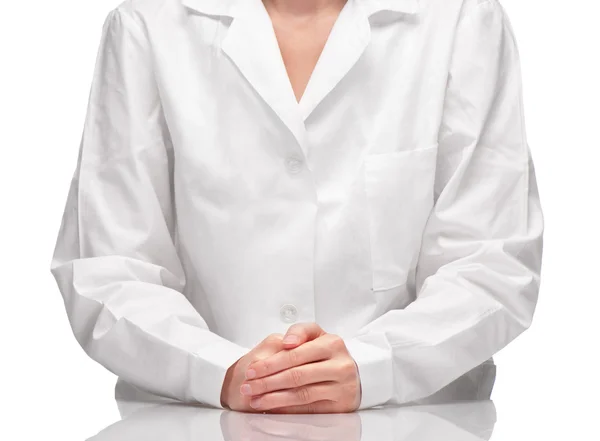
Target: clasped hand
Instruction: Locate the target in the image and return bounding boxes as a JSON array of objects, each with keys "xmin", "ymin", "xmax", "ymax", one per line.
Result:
[{"xmin": 220, "ymin": 323, "xmax": 361, "ymax": 413}]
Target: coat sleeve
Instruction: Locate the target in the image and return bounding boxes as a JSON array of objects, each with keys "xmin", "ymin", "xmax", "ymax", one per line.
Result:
[
  {"xmin": 49, "ymin": 5, "xmax": 249, "ymax": 408},
  {"xmin": 344, "ymin": 0, "xmax": 544, "ymax": 410}
]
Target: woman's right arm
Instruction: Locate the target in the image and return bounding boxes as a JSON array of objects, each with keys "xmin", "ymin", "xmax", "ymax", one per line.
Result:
[{"xmin": 49, "ymin": 5, "xmax": 248, "ymax": 408}]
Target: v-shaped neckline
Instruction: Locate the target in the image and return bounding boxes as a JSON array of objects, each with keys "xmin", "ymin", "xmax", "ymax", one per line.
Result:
[
  {"xmin": 221, "ymin": 0, "xmax": 371, "ymax": 155},
  {"xmin": 259, "ymin": 0, "xmax": 353, "ymax": 108}
]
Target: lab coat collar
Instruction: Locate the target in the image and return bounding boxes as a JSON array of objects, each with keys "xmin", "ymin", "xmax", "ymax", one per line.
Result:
[
  {"xmin": 180, "ymin": 0, "xmax": 420, "ymax": 19},
  {"xmin": 180, "ymin": 0, "xmax": 235, "ymax": 17},
  {"xmin": 180, "ymin": 0, "xmax": 420, "ymax": 156},
  {"xmin": 362, "ymin": 0, "xmax": 420, "ymax": 16}
]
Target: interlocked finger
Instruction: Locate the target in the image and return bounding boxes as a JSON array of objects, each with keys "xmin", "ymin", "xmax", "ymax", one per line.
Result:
[
  {"xmin": 242, "ymin": 361, "xmax": 334, "ymax": 396},
  {"xmin": 249, "ymin": 382, "xmax": 337, "ymax": 411}
]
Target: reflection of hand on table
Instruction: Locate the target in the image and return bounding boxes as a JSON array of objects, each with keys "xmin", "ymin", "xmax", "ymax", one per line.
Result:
[{"xmin": 221, "ymin": 410, "xmax": 361, "ymax": 441}]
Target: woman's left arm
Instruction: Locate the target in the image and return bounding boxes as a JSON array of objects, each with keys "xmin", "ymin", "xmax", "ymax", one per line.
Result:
[{"xmin": 342, "ymin": 0, "xmax": 544, "ymax": 409}]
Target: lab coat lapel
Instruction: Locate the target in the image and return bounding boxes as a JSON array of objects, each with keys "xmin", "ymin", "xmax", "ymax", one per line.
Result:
[
  {"xmin": 298, "ymin": 0, "xmax": 420, "ymax": 121},
  {"xmin": 297, "ymin": 0, "xmax": 370, "ymax": 121},
  {"xmin": 182, "ymin": 0, "xmax": 308, "ymax": 153}
]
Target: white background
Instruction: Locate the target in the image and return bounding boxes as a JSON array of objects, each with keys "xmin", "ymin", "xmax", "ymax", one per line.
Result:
[{"xmin": 1, "ymin": 0, "xmax": 598, "ymax": 439}]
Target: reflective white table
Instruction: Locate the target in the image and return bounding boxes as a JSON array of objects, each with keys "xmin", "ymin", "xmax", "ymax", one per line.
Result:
[
  {"xmin": 89, "ymin": 399, "xmax": 496, "ymax": 441},
  {"xmin": 83, "ymin": 379, "xmax": 496, "ymax": 441}
]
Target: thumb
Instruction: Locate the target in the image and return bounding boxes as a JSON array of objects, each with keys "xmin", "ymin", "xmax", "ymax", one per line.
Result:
[{"xmin": 282, "ymin": 322, "xmax": 326, "ymax": 347}]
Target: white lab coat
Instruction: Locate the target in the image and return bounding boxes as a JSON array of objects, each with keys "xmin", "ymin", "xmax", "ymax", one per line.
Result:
[{"xmin": 50, "ymin": 0, "xmax": 544, "ymax": 410}]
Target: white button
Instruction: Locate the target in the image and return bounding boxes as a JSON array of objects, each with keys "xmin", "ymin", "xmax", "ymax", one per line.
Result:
[
  {"xmin": 285, "ymin": 156, "xmax": 304, "ymax": 174},
  {"xmin": 280, "ymin": 304, "xmax": 298, "ymax": 323}
]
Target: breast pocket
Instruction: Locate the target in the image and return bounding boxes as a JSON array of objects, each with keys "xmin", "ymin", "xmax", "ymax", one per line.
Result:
[{"xmin": 364, "ymin": 144, "xmax": 438, "ymax": 291}]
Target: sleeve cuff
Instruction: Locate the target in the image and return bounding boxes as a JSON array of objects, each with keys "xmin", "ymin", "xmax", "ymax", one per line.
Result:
[
  {"xmin": 189, "ymin": 338, "xmax": 249, "ymax": 409},
  {"xmin": 343, "ymin": 335, "xmax": 394, "ymax": 410}
]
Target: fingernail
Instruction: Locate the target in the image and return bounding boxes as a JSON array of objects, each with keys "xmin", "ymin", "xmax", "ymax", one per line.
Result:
[
  {"xmin": 246, "ymin": 369, "xmax": 256, "ymax": 379},
  {"xmin": 250, "ymin": 398, "xmax": 262, "ymax": 408},
  {"xmin": 282, "ymin": 335, "xmax": 299, "ymax": 344},
  {"xmin": 240, "ymin": 384, "xmax": 252, "ymax": 395}
]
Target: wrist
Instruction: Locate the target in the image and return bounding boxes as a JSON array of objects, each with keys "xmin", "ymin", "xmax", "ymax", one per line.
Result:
[{"xmin": 220, "ymin": 361, "xmax": 237, "ymax": 409}]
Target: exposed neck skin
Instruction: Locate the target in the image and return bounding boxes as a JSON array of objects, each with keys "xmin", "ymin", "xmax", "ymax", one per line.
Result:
[{"xmin": 262, "ymin": 0, "xmax": 347, "ymax": 17}]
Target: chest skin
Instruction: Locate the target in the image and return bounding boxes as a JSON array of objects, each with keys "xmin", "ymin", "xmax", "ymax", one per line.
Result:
[{"xmin": 264, "ymin": 0, "xmax": 347, "ymax": 104}]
